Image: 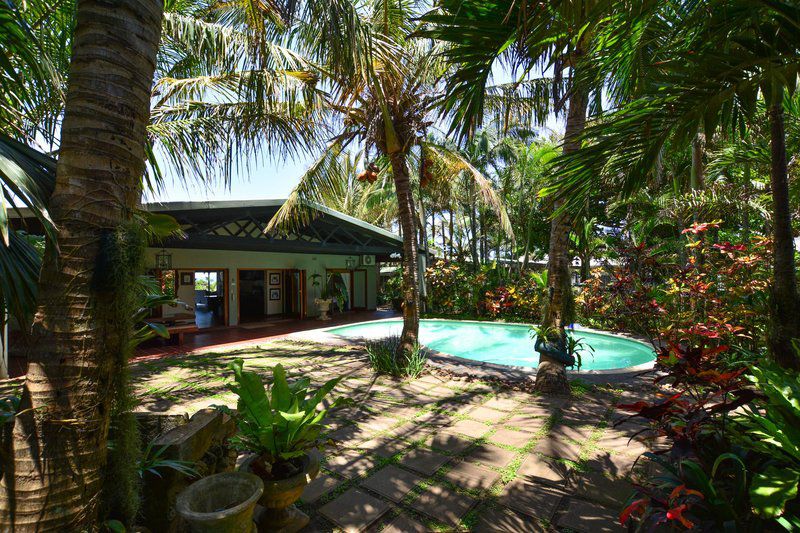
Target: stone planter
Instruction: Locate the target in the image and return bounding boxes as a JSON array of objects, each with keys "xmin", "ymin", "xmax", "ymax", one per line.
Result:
[
  {"xmin": 315, "ymin": 298, "xmax": 332, "ymax": 321},
  {"xmin": 241, "ymin": 452, "xmax": 320, "ymax": 532},
  {"xmin": 176, "ymin": 471, "xmax": 263, "ymax": 533}
]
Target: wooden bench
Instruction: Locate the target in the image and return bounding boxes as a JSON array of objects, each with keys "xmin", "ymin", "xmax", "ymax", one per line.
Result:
[{"xmin": 166, "ymin": 324, "xmax": 198, "ymax": 345}]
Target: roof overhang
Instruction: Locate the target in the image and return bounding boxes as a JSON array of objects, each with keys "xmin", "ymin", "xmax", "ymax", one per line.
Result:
[{"xmin": 144, "ymin": 199, "xmax": 405, "ymax": 259}]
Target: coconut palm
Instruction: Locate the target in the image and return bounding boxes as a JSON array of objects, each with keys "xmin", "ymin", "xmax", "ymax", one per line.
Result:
[
  {"xmin": 420, "ymin": 0, "xmax": 603, "ymax": 393},
  {"xmin": 0, "ymin": 1, "xmax": 164, "ymax": 529},
  {"xmin": 551, "ymin": 0, "xmax": 800, "ymax": 368},
  {"xmin": 265, "ymin": 0, "xmax": 513, "ymax": 357}
]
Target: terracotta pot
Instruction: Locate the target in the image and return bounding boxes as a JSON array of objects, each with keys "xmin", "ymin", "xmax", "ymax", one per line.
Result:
[
  {"xmin": 241, "ymin": 452, "xmax": 320, "ymax": 532},
  {"xmin": 176, "ymin": 471, "xmax": 263, "ymax": 533}
]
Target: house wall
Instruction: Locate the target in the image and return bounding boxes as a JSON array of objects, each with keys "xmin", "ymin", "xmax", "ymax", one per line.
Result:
[{"xmin": 145, "ymin": 247, "xmax": 378, "ymax": 325}]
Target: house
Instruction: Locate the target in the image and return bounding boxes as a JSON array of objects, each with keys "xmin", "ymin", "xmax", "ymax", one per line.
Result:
[{"xmin": 143, "ymin": 199, "xmax": 408, "ymax": 330}]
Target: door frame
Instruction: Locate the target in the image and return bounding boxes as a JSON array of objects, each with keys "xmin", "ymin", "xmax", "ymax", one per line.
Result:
[
  {"xmin": 326, "ymin": 268, "xmax": 368, "ymax": 311},
  {"xmin": 237, "ymin": 268, "xmax": 306, "ymax": 322},
  {"xmin": 169, "ymin": 267, "xmax": 229, "ymax": 327}
]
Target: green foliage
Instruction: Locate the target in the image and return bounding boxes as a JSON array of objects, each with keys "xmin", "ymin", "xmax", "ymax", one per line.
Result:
[
  {"xmin": 426, "ymin": 260, "xmax": 548, "ymax": 322},
  {"xmin": 366, "ymin": 335, "xmax": 428, "ymax": 378},
  {"xmin": 137, "ymin": 441, "xmax": 199, "ymax": 480},
  {"xmin": 224, "ymin": 360, "xmax": 345, "ymax": 464}
]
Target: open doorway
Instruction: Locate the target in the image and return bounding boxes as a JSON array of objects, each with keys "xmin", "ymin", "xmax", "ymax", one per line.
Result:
[
  {"xmin": 192, "ymin": 270, "xmax": 226, "ymax": 328},
  {"xmin": 238, "ymin": 269, "xmax": 305, "ymax": 324}
]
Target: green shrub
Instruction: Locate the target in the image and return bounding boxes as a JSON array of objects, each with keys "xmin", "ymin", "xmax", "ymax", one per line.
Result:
[{"xmin": 366, "ymin": 335, "xmax": 428, "ymax": 378}]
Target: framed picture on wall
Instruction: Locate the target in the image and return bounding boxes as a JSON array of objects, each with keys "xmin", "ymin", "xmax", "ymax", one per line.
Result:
[
  {"xmin": 269, "ymin": 288, "xmax": 281, "ymax": 301},
  {"xmin": 181, "ymin": 272, "xmax": 193, "ymax": 286},
  {"xmin": 269, "ymin": 272, "xmax": 281, "ymax": 285}
]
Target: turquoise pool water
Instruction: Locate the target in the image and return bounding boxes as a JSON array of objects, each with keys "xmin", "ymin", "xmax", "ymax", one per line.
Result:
[{"xmin": 327, "ymin": 319, "xmax": 655, "ymax": 371}]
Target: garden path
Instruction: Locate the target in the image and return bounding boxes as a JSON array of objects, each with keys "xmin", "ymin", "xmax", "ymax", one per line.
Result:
[{"xmin": 130, "ymin": 339, "xmax": 657, "ymax": 532}]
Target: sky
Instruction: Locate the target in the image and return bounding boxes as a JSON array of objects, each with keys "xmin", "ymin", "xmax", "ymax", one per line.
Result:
[{"xmin": 146, "ymin": 112, "xmax": 567, "ymax": 206}]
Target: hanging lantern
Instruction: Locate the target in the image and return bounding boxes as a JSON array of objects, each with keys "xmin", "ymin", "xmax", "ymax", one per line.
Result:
[{"xmin": 155, "ymin": 249, "xmax": 172, "ymax": 270}]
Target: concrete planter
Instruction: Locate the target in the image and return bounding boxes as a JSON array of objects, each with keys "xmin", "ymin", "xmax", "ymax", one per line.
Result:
[
  {"xmin": 315, "ymin": 298, "xmax": 332, "ymax": 321},
  {"xmin": 176, "ymin": 471, "xmax": 263, "ymax": 533},
  {"xmin": 241, "ymin": 452, "xmax": 320, "ymax": 532}
]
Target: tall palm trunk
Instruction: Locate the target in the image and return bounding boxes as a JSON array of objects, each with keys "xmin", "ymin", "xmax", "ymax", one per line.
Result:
[
  {"xmin": 0, "ymin": 0, "xmax": 163, "ymax": 528},
  {"xmin": 767, "ymin": 103, "xmax": 800, "ymax": 369},
  {"xmin": 390, "ymin": 151, "xmax": 420, "ymax": 354},
  {"xmin": 535, "ymin": 85, "xmax": 589, "ymax": 394}
]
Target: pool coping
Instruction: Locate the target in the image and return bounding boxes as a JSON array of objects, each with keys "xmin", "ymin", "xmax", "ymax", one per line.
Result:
[{"xmin": 288, "ymin": 317, "xmax": 657, "ymax": 385}]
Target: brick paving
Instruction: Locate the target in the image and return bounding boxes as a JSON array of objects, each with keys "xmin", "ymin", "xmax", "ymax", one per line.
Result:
[{"xmin": 130, "ymin": 336, "xmax": 657, "ymax": 531}]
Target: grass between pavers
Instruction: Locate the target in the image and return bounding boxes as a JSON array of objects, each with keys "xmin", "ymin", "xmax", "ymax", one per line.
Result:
[{"xmin": 133, "ymin": 339, "xmax": 640, "ymax": 530}]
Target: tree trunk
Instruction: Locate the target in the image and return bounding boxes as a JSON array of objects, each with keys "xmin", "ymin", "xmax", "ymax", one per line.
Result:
[
  {"xmin": 535, "ymin": 85, "xmax": 589, "ymax": 395},
  {"xmin": 742, "ymin": 162, "xmax": 751, "ymax": 241},
  {"xmin": 690, "ymin": 128, "xmax": 705, "ymax": 191},
  {"xmin": 468, "ymin": 182, "xmax": 479, "ymax": 269},
  {"xmin": 0, "ymin": 0, "xmax": 163, "ymax": 529},
  {"xmin": 767, "ymin": 103, "xmax": 800, "ymax": 369},
  {"xmin": 390, "ymin": 151, "xmax": 420, "ymax": 355},
  {"xmin": 449, "ymin": 209, "xmax": 455, "ymax": 260}
]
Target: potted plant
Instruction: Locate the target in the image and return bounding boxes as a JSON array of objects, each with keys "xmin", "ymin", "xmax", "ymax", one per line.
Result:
[
  {"xmin": 224, "ymin": 359, "xmax": 346, "ymax": 532},
  {"xmin": 309, "ymin": 273, "xmax": 332, "ymax": 320}
]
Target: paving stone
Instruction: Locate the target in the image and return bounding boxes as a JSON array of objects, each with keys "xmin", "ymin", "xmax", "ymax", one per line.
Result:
[
  {"xmin": 399, "ymin": 448, "xmax": 450, "ymax": 475},
  {"xmin": 384, "ymin": 405, "xmax": 420, "ymax": 419},
  {"xmin": 359, "ymin": 415, "xmax": 398, "ymax": 433},
  {"xmin": 361, "ymin": 465, "xmax": 423, "ymax": 502},
  {"xmin": 467, "ymin": 444, "xmax": 517, "ymax": 469},
  {"xmin": 443, "ymin": 461, "xmax": 501, "ymax": 491},
  {"xmin": 448, "ymin": 418, "xmax": 491, "ymax": 439},
  {"xmin": 490, "ymin": 428, "xmax": 532, "ymax": 448},
  {"xmin": 498, "ymin": 479, "xmax": 566, "ymax": 520},
  {"xmin": 300, "ymin": 473, "xmax": 341, "ymax": 503},
  {"xmin": 417, "ymin": 374, "xmax": 445, "ymax": 386},
  {"xmin": 504, "ymin": 414, "xmax": 547, "ymax": 433},
  {"xmin": 393, "ymin": 423, "xmax": 434, "ymax": 442},
  {"xmin": 381, "ymin": 514, "xmax": 429, "ymax": 533},
  {"xmin": 386, "ymin": 421, "xmax": 418, "ymax": 438},
  {"xmin": 550, "ymin": 422, "xmax": 594, "ymax": 442},
  {"xmin": 557, "ymin": 499, "xmax": 626, "ymax": 532},
  {"xmin": 402, "ymin": 381, "xmax": 434, "ymax": 395},
  {"xmin": 410, "ymin": 484, "xmax": 476, "ymax": 527},
  {"xmin": 482, "ymin": 397, "xmax": 520, "ymax": 412},
  {"xmin": 414, "ymin": 410, "xmax": 452, "ymax": 426},
  {"xmin": 534, "ymin": 435, "xmax": 583, "ymax": 462},
  {"xmin": 328, "ymin": 424, "xmax": 370, "ymax": 447},
  {"xmin": 324, "ymin": 450, "xmax": 378, "ymax": 479},
  {"xmin": 318, "ymin": 488, "xmax": 390, "ymax": 532},
  {"xmin": 571, "ymin": 470, "xmax": 635, "ymax": 508},
  {"xmin": 586, "ymin": 450, "xmax": 639, "ymax": 478},
  {"xmin": 467, "ymin": 406, "xmax": 507, "ymax": 423},
  {"xmin": 596, "ymin": 431, "xmax": 648, "ymax": 456},
  {"xmin": 358, "ymin": 436, "xmax": 406, "ymax": 458},
  {"xmin": 517, "ymin": 454, "xmax": 571, "ymax": 486},
  {"xmin": 424, "ymin": 386, "xmax": 457, "ymax": 399},
  {"xmin": 473, "ymin": 505, "xmax": 546, "ymax": 532},
  {"xmin": 426, "ymin": 432, "xmax": 473, "ymax": 454},
  {"xmin": 516, "ymin": 404, "xmax": 556, "ymax": 417}
]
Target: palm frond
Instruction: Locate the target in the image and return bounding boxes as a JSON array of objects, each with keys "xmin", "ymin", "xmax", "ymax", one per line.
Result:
[{"xmin": 423, "ymin": 142, "xmax": 514, "ymax": 240}]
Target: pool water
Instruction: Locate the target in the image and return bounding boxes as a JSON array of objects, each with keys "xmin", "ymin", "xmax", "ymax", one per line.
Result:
[{"xmin": 327, "ymin": 319, "xmax": 655, "ymax": 371}]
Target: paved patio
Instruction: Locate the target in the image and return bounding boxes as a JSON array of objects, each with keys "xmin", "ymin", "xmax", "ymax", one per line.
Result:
[{"xmin": 131, "ymin": 337, "xmax": 655, "ymax": 532}]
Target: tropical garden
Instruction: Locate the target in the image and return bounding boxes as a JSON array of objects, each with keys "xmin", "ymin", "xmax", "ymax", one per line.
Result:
[{"xmin": 1, "ymin": 0, "xmax": 799, "ymax": 531}]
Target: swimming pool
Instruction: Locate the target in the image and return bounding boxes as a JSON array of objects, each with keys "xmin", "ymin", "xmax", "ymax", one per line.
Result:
[{"xmin": 327, "ymin": 319, "xmax": 655, "ymax": 371}]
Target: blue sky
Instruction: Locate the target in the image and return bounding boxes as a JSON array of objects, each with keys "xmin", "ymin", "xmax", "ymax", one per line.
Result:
[{"xmin": 147, "ymin": 112, "xmax": 567, "ymax": 205}]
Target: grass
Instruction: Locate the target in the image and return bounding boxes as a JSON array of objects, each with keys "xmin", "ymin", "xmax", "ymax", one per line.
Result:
[{"xmin": 366, "ymin": 335, "xmax": 428, "ymax": 378}]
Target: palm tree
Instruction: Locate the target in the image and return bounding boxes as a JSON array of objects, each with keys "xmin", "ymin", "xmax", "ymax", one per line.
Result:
[
  {"xmin": 552, "ymin": 0, "xmax": 800, "ymax": 368},
  {"xmin": 265, "ymin": 1, "xmax": 512, "ymax": 357},
  {"xmin": 0, "ymin": 1, "xmax": 164, "ymax": 529},
  {"xmin": 421, "ymin": 0, "xmax": 601, "ymax": 393}
]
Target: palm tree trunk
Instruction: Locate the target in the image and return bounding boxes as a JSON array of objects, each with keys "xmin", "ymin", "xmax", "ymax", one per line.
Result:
[
  {"xmin": 0, "ymin": 1, "xmax": 163, "ymax": 528},
  {"xmin": 535, "ymin": 85, "xmax": 588, "ymax": 395},
  {"xmin": 468, "ymin": 182, "xmax": 479, "ymax": 268},
  {"xmin": 767, "ymin": 103, "xmax": 800, "ymax": 369},
  {"xmin": 390, "ymin": 151, "xmax": 420, "ymax": 355}
]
